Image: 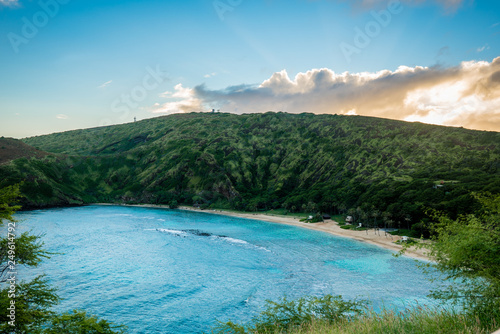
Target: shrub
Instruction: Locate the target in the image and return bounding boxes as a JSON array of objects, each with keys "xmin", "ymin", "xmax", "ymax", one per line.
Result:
[
  {"xmin": 168, "ymin": 199, "xmax": 178, "ymax": 209},
  {"xmin": 213, "ymin": 295, "xmax": 366, "ymax": 333}
]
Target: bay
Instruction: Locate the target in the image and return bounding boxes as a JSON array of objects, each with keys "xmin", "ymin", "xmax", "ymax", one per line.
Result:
[{"xmin": 16, "ymin": 205, "xmax": 440, "ymax": 333}]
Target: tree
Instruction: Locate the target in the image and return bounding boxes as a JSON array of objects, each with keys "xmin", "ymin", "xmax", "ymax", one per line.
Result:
[
  {"xmin": 355, "ymin": 207, "xmax": 364, "ymax": 224},
  {"xmin": 168, "ymin": 199, "xmax": 179, "ymax": 209},
  {"xmin": 0, "ymin": 184, "xmax": 57, "ymax": 333},
  {"xmin": 382, "ymin": 211, "xmax": 392, "ymax": 230},
  {"xmin": 404, "ymin": 214, "xmax": 411, "ymax": 231},
  {"xmin": 371, "ymin": 209, "xmax": 380, "ymax": 230},
  {"xmin": 359, "ymin": 210, "xmax": 369, "ymax": 226},
  {"xmin": 338, "ymin": 203, "xmax": 347, "ymax": 215},
  {"xmin": 417, "ymin": 193, "xmax": 500, "ymax": 326},
  {"xmin": 0, "ymin": 184, "xmax": 21, "ymax": 223},
  {"xmin": 214, "ymin": 294, "xmax": 366, "ymax": 333},
  {"xmin": 42, "ymin": 310, "xmax": 126, "ymax": 334},
  {"xmin": 0, "ymin": 276, "xmax": 59, "ymax": 333}
]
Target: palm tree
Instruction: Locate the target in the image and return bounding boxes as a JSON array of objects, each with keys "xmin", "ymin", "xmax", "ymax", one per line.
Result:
[
  {"xmin": 404, "ymin": 214, "xmax": 411, "ymax": 231},
  {"xmin": 371, "ymin": 209, "xmax": 380, "ymax": 231},
  {"xmin": 382, "ymin": 211, "xmax": 392, "ymax": 236}
]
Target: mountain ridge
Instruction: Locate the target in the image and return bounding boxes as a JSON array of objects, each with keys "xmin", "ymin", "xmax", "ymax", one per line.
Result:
[
  {"xmin": 0, "ymin": 137, "xmax": 50, "ymax": 165},
  {"xmin": 0, "ymin": 112, "xmax": 498, "ymax": 231}
]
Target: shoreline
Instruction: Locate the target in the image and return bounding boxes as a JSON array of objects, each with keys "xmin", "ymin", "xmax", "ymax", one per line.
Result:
[{"xmin": 98, "ymin": 203, "xmax": 431, "ymax": 262}]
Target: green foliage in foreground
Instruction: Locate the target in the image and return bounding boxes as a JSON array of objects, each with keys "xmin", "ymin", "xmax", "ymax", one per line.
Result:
[
  {"xmin": 211, "ymin": 296, "xmax": 497, "ymax": 334},
  {"xmin": 0, "ymin": 185, "xmax": 125, "ymax": 334},
  {"xmin": 420, "ymin": 192, "xmax": 500, "ymax": 324},
  {"xmin": 0, "ymin": 276, "xmax": 59, "ymax": 334},
  {"xmin": 285, "ymin": 307, "xmax": 495, "ymax": 334},
  {"xmin": 41, "ymin": 310, "xmax": 127, "ymax": 334},
  {"xmin": 213, "ymin": 295, "xmax": 366, "ymax": 333},
  {"xmin": 212, "ymin": 296, "xmax": 499, "ymax": 334}
]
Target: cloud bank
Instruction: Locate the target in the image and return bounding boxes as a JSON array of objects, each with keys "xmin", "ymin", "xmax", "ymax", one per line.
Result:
[
  {"xmin": 152, "ymin": 84, "xmax": 203, "ymax": 115},
  {"xmin": 152, "ymin": 57, "xmax": 500, "ymax": 131}
]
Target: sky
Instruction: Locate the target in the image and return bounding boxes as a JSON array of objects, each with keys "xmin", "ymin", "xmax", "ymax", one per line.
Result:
[{"xmin": 1, "ymin": 0, "xmax": 499, "ymax": 138}]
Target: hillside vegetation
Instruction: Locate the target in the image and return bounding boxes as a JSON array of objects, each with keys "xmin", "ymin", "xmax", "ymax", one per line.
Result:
[
  {"xmin": 0, "ymin": 112, "xmax": 498, "ymax": 232},
  {"xmin": 0, "ymin": 137, "xmax": 49, "ymax": 165}
]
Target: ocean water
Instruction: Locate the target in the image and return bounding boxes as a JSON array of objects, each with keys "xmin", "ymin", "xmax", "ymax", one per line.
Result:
[{"xmin": 16, "ymin": 205, "xmax": 440, "ymax": 333}]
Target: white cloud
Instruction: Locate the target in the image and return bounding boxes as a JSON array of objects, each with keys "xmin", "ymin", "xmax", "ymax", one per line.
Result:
[
  {"xmin": 159, "ymin": 91, "xmax": 172, "ymax": 98},
  {"xmin": 151, "ymin": 84, "xmax": 203, "ymax": 114},
  {"xmin": 160, "ymin": 83, "xmax": 194, "ymax": 99},
  {"xmin": 491, "ymin": 22, "xmax": 500, "ymax": 28},
  {"xmin": 98, "ymin": 80, "xmax": 113, "ymax": 89},
  {"xmin": 0, "ymin": 0, "xmax": 19, "ymax": 7},
  {"xmin": 204, "ymin": 72, "xmax": 217, "ymax": 78},
  {"xmin": 164, "ymin": 57, "xmax": 500, "ymax": 131},
  {"xmin": 56, "ymin": 114, "xmax": 69, "ymax": 120},
  {"xmin": 477, "ymin": 44, "xmax": 490, "ymax": 53}
]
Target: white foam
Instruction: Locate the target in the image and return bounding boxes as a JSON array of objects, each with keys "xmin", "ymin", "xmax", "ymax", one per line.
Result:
[
  {"xmin": 256, "ymin": 246, "xmax": 271, "ymax": 252},
  {"xmin": 147, "ymin": 229, "xmax": 270, "ymax": 251},
  {"xmin": 98, "ymin": 213, "xmax": 133, "ymax": 218},
  {"xmin": 211, "ymin": 235, "xmax": 270, "ymax": 251},
  {"xmin": 155, "ymin": 228, "xmax": 188, "ymax": 236},
  {"xmin": 221, "ymin": 237, "xmax": 249, "ymax": 245}
]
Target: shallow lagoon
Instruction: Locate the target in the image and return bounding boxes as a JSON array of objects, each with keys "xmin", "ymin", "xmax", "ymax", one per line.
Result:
[{"xmin": 17, "ymin": 205, "xmax": 439, "ymax": 333}]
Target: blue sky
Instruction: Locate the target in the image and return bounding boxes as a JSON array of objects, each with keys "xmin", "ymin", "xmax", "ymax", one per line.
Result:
[{"xmin": 1, "ymin": 0, "xmax": 500, "ymax": 138}]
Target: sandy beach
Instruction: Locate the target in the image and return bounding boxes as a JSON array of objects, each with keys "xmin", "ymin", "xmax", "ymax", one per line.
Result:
[
  {"xmin": 112, "ymin": 203, "xmax": 431, "ymax": 262},
  {"xmin": 183, "ymin": 207, "xmax": 431, "ymax": 262}
]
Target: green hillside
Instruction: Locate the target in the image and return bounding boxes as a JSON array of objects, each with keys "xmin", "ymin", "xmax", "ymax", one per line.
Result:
[
  {"xmin": 1, "ymin": 112, "xmax": 499, "ymax": 230},
  {"xmin": 0, "ymin": 137, "xmax": 49, "ymax": 165}
]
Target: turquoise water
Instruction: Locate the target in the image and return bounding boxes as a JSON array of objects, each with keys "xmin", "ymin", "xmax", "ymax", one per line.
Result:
[{"xmin": 16, "ymin": 205, "xmax": 438, "ymax": 333}]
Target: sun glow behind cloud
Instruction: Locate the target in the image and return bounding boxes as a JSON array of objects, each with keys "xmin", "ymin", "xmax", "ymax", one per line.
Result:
[
  {"xmin": 151, "ymin": 84, "xmax": 203, "ymax": 114},
  {"xmin": 150, "ymin": 57, "xmax": 500, "ymax": 131}
]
